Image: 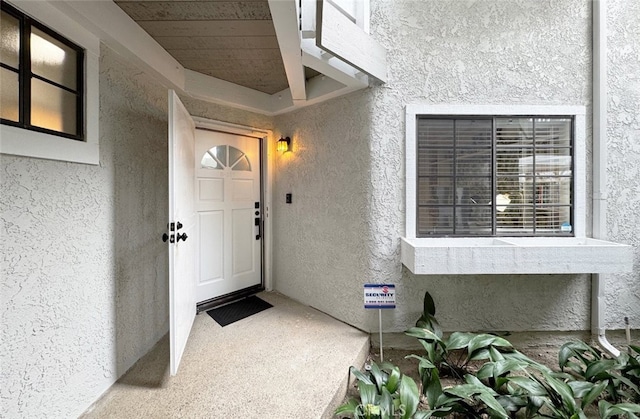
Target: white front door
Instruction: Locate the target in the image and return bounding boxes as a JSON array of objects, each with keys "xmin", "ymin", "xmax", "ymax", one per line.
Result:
[
  {"xmin": 167, "ymin": 91, "xmax": 197, "ymax": 376},
  {"xmin": 194, "ymin": 130, "xmax": 262, "ymax": 303}
]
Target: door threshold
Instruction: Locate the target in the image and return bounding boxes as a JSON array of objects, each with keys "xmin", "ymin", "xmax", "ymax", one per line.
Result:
[{"xmin": 196, "ymin": 284, "xmax": 265, "ymax": 314}]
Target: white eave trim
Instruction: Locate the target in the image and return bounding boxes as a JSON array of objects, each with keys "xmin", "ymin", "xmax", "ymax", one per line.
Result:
[{"xmin": 52, "ymin": 0, "xmax": 381, "ymax": 116}]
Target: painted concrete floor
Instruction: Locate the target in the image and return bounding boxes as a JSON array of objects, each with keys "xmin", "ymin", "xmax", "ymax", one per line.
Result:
[{"xmin": 81, "ymin": 292, "xmax": 369, "ymax": 418}]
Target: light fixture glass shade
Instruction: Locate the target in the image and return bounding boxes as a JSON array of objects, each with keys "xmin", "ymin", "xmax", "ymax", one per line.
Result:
[{"xmin": 277, "ymin": 137, "xmax": 290, "ymax": 152}]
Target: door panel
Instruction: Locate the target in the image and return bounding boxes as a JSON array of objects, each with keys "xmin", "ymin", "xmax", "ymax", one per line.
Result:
[
  {"xmin": 232, "ymin": 179, "xmax": 254, "ymax": 200},
  {"xmin": 198, "ymin": 179, "xmax": 224, "ymax": 201},
  {"xmin": 198, "ymin": 211, "xmax": 224, "ymax": 282},
  {"xmin": 195, "ymin": 130, "xmax": 262, "ymax": 303},
  {"xmin": 232, "ymin": 208, "xmax": 254, "ymax": 275},
  {"xmin": 168, "ymin": 90, "xmax": 197, "ymax": 376}
]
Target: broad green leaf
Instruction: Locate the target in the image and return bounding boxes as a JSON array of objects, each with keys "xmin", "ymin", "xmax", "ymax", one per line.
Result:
[
  {"xmin": 476, "ymin": 363, "xmax": 495, "ymax": 380},
  {"xmin": 612, "ymin": 403, "xmax": 640, "ymax": 413},
  {"xmin": 543, "ymin": 372, "xmax": 577, "ymax": 411},
  {"xmin": 334, "ymin": 398, "xmax": 359, "ymax": 415},
  {"xmin": 585, "ymin": 359, "xmax": 616, "ymax": 380},
  {"xmin": 399, "ymin": 375, "xmax": 419, "ymax": 419},
  {"xmin": 370, "ymin": 362, "xmax": 386, "ymax": 393},
  {"xmin": 419, "ymin": 340, "xmax": 438, "ymax": 364},
  {"xmin": 445, "ymin": 332, "xmax": 475, "ymax": 350},
  {"xmin": 507, "ymin": 376, "xmax": 548, "ymax": 396},
  {"xmin": 425, "ymin": 368, "xmax": 442, "ymax": 409},
  {"xmin": 526, "ymin": 395, "xmax": 546, "ymax": 417},
  {"xmin": 568, "ymin": 381, "xmax": 594, "ymax": 399},
  {"xmin": 468, "ymin": 348, "xmax": 491, "ymax": 362},
  {"xmin": 494, "ymin": 359, "xmax": 528, "ymax": 376},
  {"xmin": 351, "ymin": 366, "xmax": 374, "ymax": 385},
  {"xmin": 405, "ymin": 354, "xmax": 436, "ymax": 370},
  {"xmin": 489, "ymin": 346, "xmax": 505, "ymax": 362},
  {"xmin": 599, "ymin": 400, "xmax": 640, "ymax": 419},
  {"xmin": 581, "ymin": 380, "xmax": 607, "ymax": 409},
  {"xmin": 465, "ymin": 374, "xmax": 498, "ymax": 395},
  {"xmin": 406, "ymin": 327, "xmax": 443, "ymax": 343},
  {"xmin": 423, "ymin": 291, "xmax": 436, "ymax": 316},
  {"xmin": 359, "ymin": 382, "xmax": 378, "ymax": 406},
  {"xmin": 559, "ymin": 344, "xmax": 577, "ymax": 369},
  {"xmin": 478, "ymin": 391, "xmax": 509, "ymax": 419},
  {"xmin": 385, "ymin": 366, "xmax": 401, "ymax": 394},
  {"xmin": 468, "ymin": 334, "xmax": 498, "ymax": 355},
  {"xmin": 599, "ymin": 400, "xmax": 614, "ymax": 419},
  {"xmin": 443, "ymin": 384, "xmax": 480, "ymax": 400},
  {"xmin": 380, "ymin": 387, "xmax": 393, "ymax": 419},
  {"xmin": 496, "ymin": 395, "xmax": 527, "ymax": 413},
  {"xmin": 489, "ymin": 336, "xmax": 513, "ymax": 348}
]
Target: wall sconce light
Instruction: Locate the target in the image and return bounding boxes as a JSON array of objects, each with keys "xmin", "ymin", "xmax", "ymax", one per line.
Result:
[{"xmin": 277, "ymin": 136, "xmax": 291, "ymax": 153}]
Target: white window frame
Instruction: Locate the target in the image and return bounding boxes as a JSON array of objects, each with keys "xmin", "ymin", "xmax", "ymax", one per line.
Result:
[
  {"xmin": 0, "ymin": 0, "xmax": 99, "ymax": 165},
  {"xmin": 405, "ymin": 104, "xmax": 587, "ymax": 239}
]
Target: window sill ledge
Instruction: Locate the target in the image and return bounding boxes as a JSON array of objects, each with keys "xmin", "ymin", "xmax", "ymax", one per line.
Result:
[{"xmin": 401, "ymin": 237, "xmax": 633, "ymax": 275}]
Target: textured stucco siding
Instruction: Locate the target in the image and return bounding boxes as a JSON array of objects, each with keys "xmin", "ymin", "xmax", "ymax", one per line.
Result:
[
  {"xmin": 0, "ymin": 43, "xmax": 274, "ymax": 417},
  {"xmin": 273, "ymin": 0, "xmax": 639, "ymax": 335},
  {"xmin": 0, "ymin": 45, "xmax": 170, "ymax": 418},
  {"xmin": 606, "ymin": 0, "xmax": 640, "ymax": 329}
]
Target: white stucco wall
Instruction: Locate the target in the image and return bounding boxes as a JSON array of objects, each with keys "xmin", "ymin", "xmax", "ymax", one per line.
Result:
[
  {"xmin": 606, "ymin": 0, "xmax": 640, "ymax": 329},
  {"xmin": 273, "ymin": 0, "xmax": 639, "ymax": 335},
  {"xmin": 0, "ymin": 45, "xmax": 170, "ymax": 418},
  {"xmin": 1, "ymin": 41, "xmax": 276, "ymax": 417}
]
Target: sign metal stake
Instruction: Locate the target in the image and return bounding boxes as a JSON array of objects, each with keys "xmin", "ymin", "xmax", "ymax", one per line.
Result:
[{"xmin": 379, "ymin": 308, "xmax": 384, "ymax": 362}]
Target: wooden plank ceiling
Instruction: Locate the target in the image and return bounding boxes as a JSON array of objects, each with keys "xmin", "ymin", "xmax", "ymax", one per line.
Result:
[{"xmin": 114, "ymin": 0, "xmax": 291, "ymax": 94}]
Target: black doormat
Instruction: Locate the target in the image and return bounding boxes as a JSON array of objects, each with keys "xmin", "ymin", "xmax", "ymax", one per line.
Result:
[{"xmin": 206, "ymin": 296, "xmax": 273, "ymax": 327}]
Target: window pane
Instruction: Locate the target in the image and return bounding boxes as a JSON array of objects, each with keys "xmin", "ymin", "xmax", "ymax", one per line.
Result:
[
  {"xmin": 496, "ymin": 118, "xmax": 533, "ymax": 145},
  {"xmin": 231, "ymin": 156, "xmax": 251, "ymax": 171},
  {"xmin": 418, "ymin": 148, "xmax": 452, "ymax": 176},
  {"xmin": 456, "ymin": 119, "xmax": 492, "ymax": 147},
  {"xmin": 418, "ymin": 178, "xmax": 452, "ymax": 205},
  {"xmin": 456, "ymin": 206, "xmax": 492, "ymax": 235},
  {"xmin": 535, "ymin": 118, "xmax": 571, "ymax": 147},
  {"xmin": 212, "ymin": 146, "xmax": 227, "ymax": 167},
  {"xmin": 201, "ymin": 152, "xmax": 221, "ymax": 169},
  {"xmin": 229, "ymin": 146, "xmax": 251, "ymax": 171},
  {"xmin": 0, "ymin": 67, "xmax": 19, "ymax": 121},
  {"xmin": 31, "ymin": 78, "xmax": 77, "ymax": 135},
  {"xmin": 1, "ymin": 10, "xmax": 20, "ymax": 68},
  {"xmin": 418, "ymin": 207, "xmax": 453, "ymax": 236},
  {"xmin": 228, "ymin": 146, "xmax": 243, "ymax": 166},
  {"xmin": 457, "ymin": 177, "xmax": 492, "ymax": 204},
  {"xmin": 31, "ymin": 27, "xmax": 78, "ymax": 90},
  {"xmin": 456, "ymin": 148, "xmax": 491, "ymax": 176},
  {"xmin": 417, "ymin": 119, "xmax": 453, "ymax": 147}
]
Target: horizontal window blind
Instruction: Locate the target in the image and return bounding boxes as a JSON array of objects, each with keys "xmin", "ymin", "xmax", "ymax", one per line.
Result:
[{"xmin": 416, "ymin": 116, "xmax": 573, "ymax": 237}]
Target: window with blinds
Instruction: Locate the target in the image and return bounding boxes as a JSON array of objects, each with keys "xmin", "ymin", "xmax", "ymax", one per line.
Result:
[{"xmin": 416, "ymin": 116, "xmax": 573, "ymax": 237}]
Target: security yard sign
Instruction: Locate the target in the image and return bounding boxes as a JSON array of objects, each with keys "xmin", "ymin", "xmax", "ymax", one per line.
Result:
[{"xmin": 364, "ymin": 284, "xmax": 396, "ymax": 309}]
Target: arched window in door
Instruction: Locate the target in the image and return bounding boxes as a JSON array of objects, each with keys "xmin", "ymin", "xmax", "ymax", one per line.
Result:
[{"xmin": 200, "ymin": 145, "xmax": 251, "ymax": 171}]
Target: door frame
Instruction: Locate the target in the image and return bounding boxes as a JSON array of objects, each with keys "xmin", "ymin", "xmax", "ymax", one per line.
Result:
[{"xmin": 192, "ymin": 116, "xmax": 274, "ymax": 312}]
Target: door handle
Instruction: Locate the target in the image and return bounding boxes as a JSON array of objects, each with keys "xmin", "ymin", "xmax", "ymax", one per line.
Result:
[
  {"xmin": 162, "ymin": 233, "xmax": 175, "ymax": 243},
  {"xmin": 176, "ymin": 232, "xmax": 188, "ymax": 242},
  {"xmin": 255, "ymin": 218, "xmax": 261, "ymax": 240}
]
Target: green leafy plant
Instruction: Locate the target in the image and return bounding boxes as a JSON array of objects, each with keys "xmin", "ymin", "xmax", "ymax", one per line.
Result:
[
  {"xmin": 336, "ymin": 291, "xmax": 640, "ymax": 419},
  {"xmin": 559, "ymin": 341, "xmax": 640, "ymax": 404},
  {"xmin": 335, "ymin": 361, "xmax": 425, "ymax": 419}
]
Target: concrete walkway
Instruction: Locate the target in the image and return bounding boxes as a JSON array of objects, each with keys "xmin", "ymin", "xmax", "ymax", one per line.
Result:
[{"xmin": 81, "ymin": 292, "xmax": 369, "ymax": 418}]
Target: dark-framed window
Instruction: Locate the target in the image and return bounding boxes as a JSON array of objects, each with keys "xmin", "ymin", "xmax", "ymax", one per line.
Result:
[
  {"xmin": 1, "ymin": 1, "xmax": 84, "ymax": 140},
  {"xmin": 416, "ymin": 116, "xmax": 574, "ymax": 237}
]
